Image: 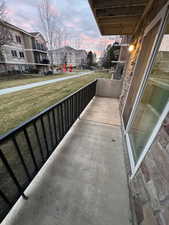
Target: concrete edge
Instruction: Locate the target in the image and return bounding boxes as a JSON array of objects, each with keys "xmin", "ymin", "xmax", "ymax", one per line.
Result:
[{"xmin": 119, "ymin": 113, "xmax": 138, "ymax": 225}]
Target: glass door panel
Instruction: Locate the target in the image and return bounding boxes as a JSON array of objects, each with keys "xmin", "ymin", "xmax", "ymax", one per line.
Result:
[
  {"xmin": 128, "ymin": 21, "xmax": 169, "ymax": 163},
  {"xmin": 123, "ymin": 22, "xmax": 160, "ymax": 128}
]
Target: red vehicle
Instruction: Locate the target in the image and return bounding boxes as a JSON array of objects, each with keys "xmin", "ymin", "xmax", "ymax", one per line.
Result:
[
  {"xmin": 63, "ymin": 64, "xmax": 67, "ymax": 72},
  {"xmin": 69, "ymin": 64, "xmax": 73, "ymax": 72}
]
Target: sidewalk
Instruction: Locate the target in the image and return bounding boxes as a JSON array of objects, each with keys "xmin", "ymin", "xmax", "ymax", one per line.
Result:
[{"xmin": 0, "ymin": 72, "xmax": 93, "ymax": 96}]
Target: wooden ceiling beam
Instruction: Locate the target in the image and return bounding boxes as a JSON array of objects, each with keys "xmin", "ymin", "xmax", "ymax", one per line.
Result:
[
  {"xmin": 95, "ymin": 1, "xmax": 148, "ymax": 9},
  {"xmin": 101, "ymin": 25, "xmax": 135, "ymax": 35},
  {"xmin": 96, "ymin": 6, "xmax": 145, "ymax": 17},
  {"xmin": 95, "ymin": 0, "xmax": 148, "ymax": 8},
  {"xmin": 98, "ymin": 16, "xmax": 140, "ymax": 25},
  {"xmin": 88, "ymin": 0, "xmax": 149, "ymax": 35}
]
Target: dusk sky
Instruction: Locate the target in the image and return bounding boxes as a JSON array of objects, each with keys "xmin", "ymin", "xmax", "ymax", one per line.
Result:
[{"xmin": 6, "ymin": 0, "xmax": 120, "ymax": 57}]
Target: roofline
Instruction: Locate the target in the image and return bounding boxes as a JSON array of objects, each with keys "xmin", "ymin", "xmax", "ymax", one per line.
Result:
[
  {"xmin": 88, "ymin": 0, "xmax": 103, "ymax": 35},
  {"xmin": 30, "ymin": 32, "xmax": 46, "ymax": 42},
  {"xmin": 0, "ymin": 20, "xmax": 34, "ymax": 37},
  {"xmin": 49, "ymin": 46, "xmax": 87, "ymax": 52}
]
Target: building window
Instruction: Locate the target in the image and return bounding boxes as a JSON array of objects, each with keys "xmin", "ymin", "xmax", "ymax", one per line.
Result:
[
  {"xmin": 16, "ymin": 35, "xmax": 21, "ymax": 44},
  {"xmin": 19, "ymin": 52, "xmax": 24, "ymax": 58},
  {"xmin": 125, "ymin": 10, "xmax": 169, "ymax": 175},
  {"xmin": 11, "ymin": 50, "xmax": 17, "ymax": 57},
  {"xmin": 128, "ymin": 21, "xmax": 169, "ymax": 164},
  {"xmin": 123, "ymin": 23, "xmax": 160, "ymax": 129}
]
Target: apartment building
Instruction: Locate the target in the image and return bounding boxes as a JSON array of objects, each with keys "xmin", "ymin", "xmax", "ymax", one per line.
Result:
[
  {"xmin": 0, "ymin": 21, "xmax": 49, "ymax": 74},
  {"xmin": 49, "ymin": 46, "xmax": 87, "ymax": 67}
]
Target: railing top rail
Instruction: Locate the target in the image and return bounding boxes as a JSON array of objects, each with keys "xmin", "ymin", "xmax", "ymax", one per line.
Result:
[{"xmin": 0, "ymin": 79, "xmax": 97, "ymax": 142}]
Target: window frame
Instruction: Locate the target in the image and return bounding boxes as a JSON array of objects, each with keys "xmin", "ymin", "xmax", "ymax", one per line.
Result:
[
  {"xmin": 11, "ymin": 50, "xmax": 18, "ymax": 58},
  {"xmin": 19, "ymin": 51, "xmax": 24, "ymax": 58},
  {"xmin": 122, "ymin": 2, "xmax": 169, "ymax": 178}
]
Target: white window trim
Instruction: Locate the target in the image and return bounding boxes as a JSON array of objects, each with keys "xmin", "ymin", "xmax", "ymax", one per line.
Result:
[
  {"xmin": 122, "ymin": 1, "xmax": 169, "ymax": 177},
  {"xmin": 122, "ymin": 3, "xmax": 169, "ymax": 129},
  {"xmin": 130, "ymin": 101, "xmax": 169, "ymax": 179},
  {"xmin": 126, "ymin": 7, "xmax": 169, "ymax": 133}
]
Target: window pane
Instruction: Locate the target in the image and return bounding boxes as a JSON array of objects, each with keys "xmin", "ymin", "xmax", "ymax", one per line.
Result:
[
  {"xmin": 123, "ymin": 22, "xmax": 160, "ymax": 128},
  {"xmin": 128, "ymin": 21, "xmax": 169, "ymax": 163}
]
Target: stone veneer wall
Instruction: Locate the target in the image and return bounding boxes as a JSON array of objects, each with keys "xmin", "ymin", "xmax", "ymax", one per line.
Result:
[
  {"xmin": 131, "ymin": 115, "xmax": 169, "ymax": 225},
  {"xmin": 120, "ymin": 1, "xmax": 169, "ymax": 225},
  {"xmin": 120, "ymin": 37, "xmax": 141, "ymax": 112}
]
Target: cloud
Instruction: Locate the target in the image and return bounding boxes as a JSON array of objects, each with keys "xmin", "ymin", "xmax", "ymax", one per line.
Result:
[{"xmin": 5, "ymin": 0, "xmax": 120, "ymax": 57}]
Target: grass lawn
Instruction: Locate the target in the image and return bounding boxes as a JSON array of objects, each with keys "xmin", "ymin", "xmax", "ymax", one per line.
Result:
[
  {"xmin": 0, "ymin": 70, "xmax": 90, "ymax": 89},
  {"xmin": 0, "ymin": 72, "xmax": 111, "ymax": 135}
]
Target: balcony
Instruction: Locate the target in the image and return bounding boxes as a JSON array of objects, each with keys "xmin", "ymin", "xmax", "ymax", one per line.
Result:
[
  {"xmin": 32, "ymin": 42, "xmax": 48, "ymax": 52},
  {"xmin": 0, "ymin": 79, "xmax": 130, "ymax": 225}
]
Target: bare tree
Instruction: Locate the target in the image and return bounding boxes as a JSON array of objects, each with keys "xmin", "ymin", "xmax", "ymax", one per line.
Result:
[
  {"xmin": 38, "ymin": 0, "xmax": 55, "ymax": 49},
  {"xmin": 38, "ymin": 0, "xmax": 62, "ymax": 69},
  {"xmin": 74, "ymin": 38, "xmax": 81, "ymax": 50},
  {"xmin": 0, "ymin": 0, "xmax": 6, "ymax": 18},
  {"xmin": 53, "ymin": 27, "xmax": 64, "ymax": 49},
  {"xmin": 0, "ymin": 1, "xmax": 13, "ymax": 62},
  {"xmin": 38, "ymin": 0, "xmax": 72, "ymax": 70}
]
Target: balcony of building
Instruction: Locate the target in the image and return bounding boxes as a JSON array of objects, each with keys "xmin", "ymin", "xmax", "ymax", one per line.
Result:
[
  {"xmin": 32, "ymin": 40, "xmax": 48, "ymax": 52},
  {"xmin": 34, "ymin": 52, "xmax": 50, "ymax": 65},
  {"xmin": 0, "ymin": 78, "xmax": 131, "ymax": 225}
]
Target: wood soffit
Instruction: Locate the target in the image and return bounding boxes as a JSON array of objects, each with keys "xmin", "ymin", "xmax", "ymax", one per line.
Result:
[{"xmin": 88, "ymin": 0, "xmax": 149, "ymax": 35}]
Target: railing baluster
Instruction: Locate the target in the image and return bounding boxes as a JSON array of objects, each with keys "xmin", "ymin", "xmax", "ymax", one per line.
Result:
[
  {"xmin": 74, "ymin": 94, "xmax": 77, "ymax": 121},
  {"xmin": 12, "ymin": 137, "xmax": 31, "ymax": 181},
  {"xmin": 23, "ymin": 128, "xmax": 38, "ymax": 171},
  {"xmin": 78, "ymin": 91, "xmax": 80, "ymax": 116},
  {"xmin": 72, "ymin": 95, "xmax": 74, "ymax": 124},
  {"xmin": 65, "ymin": 100, "xmax": 68, "ymax": 132},
  {"xmin": 70, "ymin": 96, "xmax": 73, "ymax": 125},
  {"xmin": 0, "ymin": 149, "xmax": 28, "ymax": 200},
  {"xmin": 64, "ymin": 102, "xmax": 67, "ymax": 133},
  {"xmin": 80, "ymin": 90, "xmax": 83, "ymax": 113},
  {"xmin": 47, "ymin": 112, "xmax": 54, "ymax": 150},
  {"xmin": 67, "ymin": 98, "xmax": 71, "ymax": 129},
  {"xmin": 40, "ymin": 117, "xmax": 49, "ymax": 157},
  {"xmin": 82, "ymin": 88, "xmax": 85, "ymax": 110},
  {"xmin": 56, "ymin": 107, "xmax": 62, "ymax": 141},
  {"xmin": 60, "ymin": 103, "xmax": 65, "ymax": 137},
  {"xmin": 67, "ymin": 100, "xmax": 70, "ymax": 130},
  {"xmin": 0, "ymin": 190, "xmax": 11, "ymax": 205},
  {"xmin": 33, "ymin": 122, "xmax": 45, "ymax": 163},
  {"xmin": 52, "ymin": 109, "xmax": 58, "ymax": 146}
]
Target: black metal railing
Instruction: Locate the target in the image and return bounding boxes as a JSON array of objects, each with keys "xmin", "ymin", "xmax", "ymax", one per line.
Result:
[{"xmin": 0, "ymin": 80, "xmax": 97, "ymax": 222}]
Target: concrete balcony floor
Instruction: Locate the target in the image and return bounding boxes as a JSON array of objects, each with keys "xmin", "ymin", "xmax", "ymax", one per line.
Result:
[{"xmin": 2, "ymin": 97, "xmax": 130, "ymax": 225}]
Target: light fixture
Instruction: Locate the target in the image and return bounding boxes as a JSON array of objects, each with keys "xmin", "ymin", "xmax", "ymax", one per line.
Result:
[{"xmin": 128, "ymin": 44, "xmax": 135, "ymax": 52}]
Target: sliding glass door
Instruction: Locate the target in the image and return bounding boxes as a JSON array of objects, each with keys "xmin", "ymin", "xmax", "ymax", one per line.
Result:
[
  {"xmin": 128, "ymin": 16, "xmax": 169, "ymax": 165},
  {"xmin": 123, "ymin": 22, "xmax": 160, "ymax": 128}
]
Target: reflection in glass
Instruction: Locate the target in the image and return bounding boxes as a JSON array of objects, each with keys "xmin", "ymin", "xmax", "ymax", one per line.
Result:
[{"xmin": 129, "ymin": 23, "xmax": 169, "ymax": 163}]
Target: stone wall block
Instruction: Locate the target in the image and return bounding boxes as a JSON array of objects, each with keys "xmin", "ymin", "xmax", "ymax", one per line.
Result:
[
  {"xmin": 132, "ymin": 172, "xmax": 149, "ymax": 204},
  {"xmin": 152, "ymin": 142, "xmax": 169, "ymax": 176},
  {"xmin": 142, "ymin": 204, "xmax": 158, "ymax": 225},
  {"xmin": 145, "ymin": 180, "xmax": 160, "ymax": 212},
  {"xmin": 133, "ymin": 194, "xmax": 144, "ymax": 225},
  {"xmin": 158, "ymin": 128, "xmax": 169, "ymax": 149},
  {"xmin": 155, "ymin": 208, "xmax": 169, "ymax": 225},
  {"xmin": 141, "ymin": 162, "xmax": 150, "ymax": 183}
]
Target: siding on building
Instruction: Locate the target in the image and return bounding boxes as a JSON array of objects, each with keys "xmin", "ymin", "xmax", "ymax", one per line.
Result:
[
  {"xmin": 49, "ymin": 46, "xmax": 87, "ymax": 67},
  {"xmin": 0, "ymin": 22, "xmax": 49, "ymax": 74}
]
